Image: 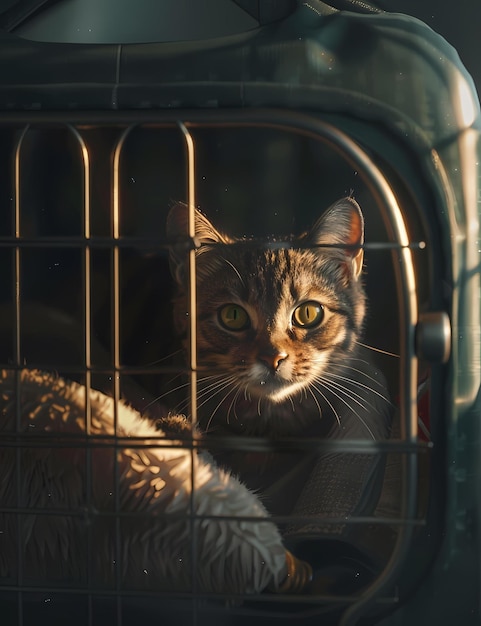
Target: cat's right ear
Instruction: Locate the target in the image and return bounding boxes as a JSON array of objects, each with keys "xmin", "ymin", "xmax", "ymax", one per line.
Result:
[
  {"xmin": 305, "ymin": 197, "xmax": 365, "ymax": 280},
  {"xmin": 166, "ymin": 203, "xmax": 231, "ymax": 284}
]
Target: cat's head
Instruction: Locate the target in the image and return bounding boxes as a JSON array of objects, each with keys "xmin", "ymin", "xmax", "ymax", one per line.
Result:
[{"xmin": 167, "ymin": 198, "xmax": 366, "ymax": 408}]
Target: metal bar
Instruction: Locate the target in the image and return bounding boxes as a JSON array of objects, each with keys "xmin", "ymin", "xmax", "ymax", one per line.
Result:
[
  {"xmin": 0, "ymin": 436, "xmax": 430, "ymax": 453},
  {"xmin": 0, "ymin": 506, "xmax": 427, "ymax": 527},
  {"xmin": 66, "ymin": 126, "xmax": 93, "ymax": 423},
  {"xmin": 13, "ymin": 124, "xmax": 29, "ymax": 626},
  {"xmin": 112, "ymin": 124, "xmax": 136, "ymax": 625},
  {"xmin": 66, "ymin": 124, "xmax": 94, "ymax": 624},
  {"xmin": 0, "ymin": 236, "xmax": 427, "ymax": 250},
  {"xmin": 177, "ymin": 121, "xmax": 198, "ymax": 423},
  {"xmin": 0, "ymin": 582, "xmax": 379, "ymax": 606},
  {"xmin": 177, "ymin": 120, "xmax": 199, "ymax": 625}
]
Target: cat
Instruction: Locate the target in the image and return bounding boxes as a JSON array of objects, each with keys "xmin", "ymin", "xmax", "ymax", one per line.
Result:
[{"xmin": 166, "ymin": 197, "xmax": 393, "ymax": 516}]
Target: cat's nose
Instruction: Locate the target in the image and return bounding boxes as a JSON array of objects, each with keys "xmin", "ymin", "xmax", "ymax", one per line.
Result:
[{"xmin": 258, "ymin": 351, "xmax": 288, "ymax": 372}]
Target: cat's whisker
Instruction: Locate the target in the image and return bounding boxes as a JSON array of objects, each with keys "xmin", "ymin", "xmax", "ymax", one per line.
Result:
[
  {"xmin": 257, "ymin": 397, "xmax": 262, "ymax": 417},
  {"xmin": 235, "ymin": 385, "xmax": 250, "ymax": 421},
  {"xmin": 145, "ymin": 372, "xmax": 227, "ymax": 411},
  {"xmin": 204, "ymin": 381, "xmax": 241, "ymax": 432},
  {"xmin": 195, "ymin": 375, "xmax": 237, "ymax": 400},
  {"xmin": 171, "ymin": 375, "xmax": 238, "ymax": 415},
  {"xmin": 141, "ymin": 374, "xmax": 187, "ymax": 413},
  {"xmin": 196, "ymin": 375, "xmax": 237, "ymax": 400},
  {"xmin": 338, "ymin": 365, "xmax": 387, "ymax": 388},
  {"xmin": 333, "ymin": 356, "xmax": 371, "ymax": 368},
  {"xmin": 321, "ymin": 375, "xmax": 372, "ymax": 414},
  {"xmin": 312, "ymin": 355, "xmax": 373, "ymax": 372},
  {"xmin": 199, "ymin": 373, "xmax": 234, "ymax": 381},
  {"xmin": 313, "ymin": 377, "xmax": 376, "ymax": 439},
  {"xmin": 203, "ymin": 392, "xmax": 233, "ymax": 431},
  {"xmin": 222, "ymin": 257, "xmax": 246, "ymax": 288},
  {"xmin": 326, "ymin": 371, "xmax": 392, "ymax": 407},
  {"xmin": 226, "ymin": 385, "xmax": 243, "ymax": 426},
  {"xmin": 196, "ymin": 377, "xmax": 238, "ymax": 410},
  {"xmin": 309, "ymin": 382, "xmax": 341, "ymax": 428},
  {"xmin": 306, "ymin": 386, "xmax": 323, "ymax": 421},
  {"xmin": 170, "ymin": 396, "xmax": 191, "ymax": 414},
  {"xmin": 326, "ymin": 359, "xmax": 393, "ymax": 390},
  {"xmin": 356, "ymin": 341, "xmax": 400, "ymax": 358},
  {"xmin": 244, "ymin": 385, "xmax": 252, "ymax": 402},
  {"xmin": 141, "ymin": 348, "xmax": 184, "ymax": 367}
]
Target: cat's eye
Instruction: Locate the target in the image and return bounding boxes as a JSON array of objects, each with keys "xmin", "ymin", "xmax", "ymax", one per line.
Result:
[
  {"xmin": 218, "ymin": 304, "xmax": 250, "ymax": 331},
  {"xmin": 292, "ymin": 301, "xmax": 324, "ymax": 328}
]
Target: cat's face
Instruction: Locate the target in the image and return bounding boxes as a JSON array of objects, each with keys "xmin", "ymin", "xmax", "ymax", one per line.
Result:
[{"xmin": 167, "ymin": 198, "xmax": 366, "ymax": 420}]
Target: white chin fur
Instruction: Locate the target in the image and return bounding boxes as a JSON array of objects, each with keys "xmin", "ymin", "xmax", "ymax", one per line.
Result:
[
  {"xmin": 263, "ymin": 381, "xmax": 307, "ymax": 403},
  {"xmin": 247, "ymin": 364, "xmax": 307, "ymax": 403}
]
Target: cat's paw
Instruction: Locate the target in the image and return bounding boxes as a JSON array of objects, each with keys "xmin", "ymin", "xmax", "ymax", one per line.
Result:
[
  {"xmin": 271, "ymin": 550, "xmax": 313, "ymax": 593},
  {"xmin": 155, "ymin": 413, "xmax": 199, "ymax": 439}
]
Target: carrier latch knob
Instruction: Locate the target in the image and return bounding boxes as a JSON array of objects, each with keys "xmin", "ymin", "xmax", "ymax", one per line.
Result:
[{"xmin": 416, "ymin": 311, "xmax": 451, "ymax": 363}]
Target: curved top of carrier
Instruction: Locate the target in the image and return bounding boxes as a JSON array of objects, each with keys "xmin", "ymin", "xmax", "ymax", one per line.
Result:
[{"xmin": 0, "ymin": 1, "xmax": 479, "ymax": 142}]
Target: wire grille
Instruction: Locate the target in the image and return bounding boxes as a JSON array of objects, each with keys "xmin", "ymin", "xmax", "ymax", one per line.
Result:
[{"xmin": 0, "ymin": 110, "xmax": 432, "ymax": 626}]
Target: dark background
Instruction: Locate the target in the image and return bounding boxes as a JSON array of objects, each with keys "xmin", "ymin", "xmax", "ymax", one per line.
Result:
[{"xmin": 380, "ymin": 0, "xmax": 481, "ymax": 97}]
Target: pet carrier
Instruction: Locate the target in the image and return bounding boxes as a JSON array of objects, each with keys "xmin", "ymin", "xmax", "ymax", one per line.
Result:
[{"xmin": 0, "ymin": 1, "xmax": 480, "ymax": 625}]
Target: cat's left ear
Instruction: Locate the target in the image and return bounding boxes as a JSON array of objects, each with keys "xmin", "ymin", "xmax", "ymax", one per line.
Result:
[
  {"xmin": 166, "ymin": 202, "xmax": 232, "ymax": 284},
  {"xmin": 304, "ymin": 197, "xmax": 364, "ymax": 279}
]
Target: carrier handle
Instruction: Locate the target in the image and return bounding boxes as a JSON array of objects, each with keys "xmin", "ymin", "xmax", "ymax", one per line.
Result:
[
  {"xmin": 1, "ymin": 0, "xmax": 383, "ymax": 33},
  {"xmin": 232, "ymin": 0, "xmax": 382, "ymax": 24}
]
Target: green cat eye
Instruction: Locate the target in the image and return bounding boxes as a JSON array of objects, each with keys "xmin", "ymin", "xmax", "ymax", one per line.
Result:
[
  {"xmin": 218, "ymin": 304, "xmax": 250, "ymax": 331},
  {"xmin": 292, "ymin": 301, "xmax": 324, "ymax": 328}
]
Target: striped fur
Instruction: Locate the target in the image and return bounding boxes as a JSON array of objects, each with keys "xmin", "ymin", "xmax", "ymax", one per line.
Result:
[{"xmin": 168, "ymin": 198, "xmax": 390, "ymax": 440}]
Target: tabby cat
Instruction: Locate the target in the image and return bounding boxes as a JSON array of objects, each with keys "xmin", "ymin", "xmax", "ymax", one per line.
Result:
[{"xmin": 166, "ymin": 197, "xmax": 392, "ymax": 514}]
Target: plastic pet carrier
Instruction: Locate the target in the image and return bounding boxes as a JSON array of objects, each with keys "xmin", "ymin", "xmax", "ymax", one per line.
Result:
[{"xmin": 0, "ymin": 1, "xmax": 480, "ymax": 625}]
